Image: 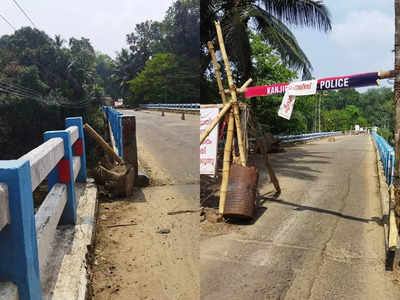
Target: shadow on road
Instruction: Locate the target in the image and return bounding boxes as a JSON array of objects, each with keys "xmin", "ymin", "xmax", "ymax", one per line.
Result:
[
  {"xmin": 258, "ymin": 191, "xmax": 383, "ymax": 226},
  {"xmin": 250, "ymin": 148, "xmax": 331, "ymax": 183}
]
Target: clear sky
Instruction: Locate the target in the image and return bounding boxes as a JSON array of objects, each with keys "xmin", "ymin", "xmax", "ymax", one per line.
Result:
[
  {"xmin": 0, "ymin": 0, "xmax": 174, "ymax": 58},
  {"xmin": 291, "ymin": 0, "xmax": 394, "ymax": 89}
]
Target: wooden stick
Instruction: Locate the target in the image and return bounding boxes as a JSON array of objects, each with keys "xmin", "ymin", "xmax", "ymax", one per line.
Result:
[
  {"xmin": 208, "ymin": 41, "xmax": 227, "ymax": 104},
  {"xmin": 224, "ymin": 78, "xmax": 253, "ymax": 94},
  {"xmin": 238, "ymin": 78, "xmax": 253, "ymax": 93},
  {"xmin": 84, "ymin": 123, "xmax": 124, "ymax": 164},
  {"xmin": 378, "ymin": 70, "xmax": 395, "ymax": 79},
  {"xmin": 200, "ymin": 101, "xmax": 232, "ymax": 145},
  {"xmin": 215, "ymin": 22, "xmax": 247, "ymax": 166},
  {"xmin": 389, "ymin": 186, "xmax": 399, "ymax": 250},
  {"xmin": 106, "ymin": 223, "xmax": 137, "ymax": 228},
  {"xmin": 167, "ymin": 209, "xmax": 201, "ymax": 215},
  {"xmin": 232, "ymin": 102, "xmax": 247, "ymax": 166},
  {"xmin": 265, "ymin": 153, "xmax": 281, "ymax": 194},
  {"xmin": 108, "ymin": 120, "xmax": 118, "ymax": 154},
  {"xmin": 219, "ymin": 109, "xmax": 234, "ymax": 215}
]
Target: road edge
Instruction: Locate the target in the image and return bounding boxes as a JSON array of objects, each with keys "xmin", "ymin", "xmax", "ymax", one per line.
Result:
[{"xmin": 371, "ymin": 135, "xmax": 390, "ymax": 255}]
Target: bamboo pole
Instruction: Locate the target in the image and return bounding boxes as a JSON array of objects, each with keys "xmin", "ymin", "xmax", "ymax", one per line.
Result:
[
  {"xmin": 224, "ymin": 78, "xmax": 253, "ymax": 94},
  {"xmin": 208, "ymin": 41, "xmax": 227, "ymax": 105},
  {"xmin": 232, "ymin": 102, "xmax": 246, "ymax": 166},
  {"xmin": 84, "ymin": 123, "xmax": 124, "ymax": 164},
  {"xmin": 215, "ymin": 22, "xmax": 247, "ymax": 166},
  {"xmin": 238, "ymin": 78, "xmax": 253, "ymax": 93},
  {"xmin": 379, "ymin": 70, "xmax": 396, "ymax": 79},
  {"xmin": 200, "ymin": 101, "xmax": 232, "ymax": 145},
  {"xmin": 219, "ymin": 109, "xmax": 235, "ymax": 215}
]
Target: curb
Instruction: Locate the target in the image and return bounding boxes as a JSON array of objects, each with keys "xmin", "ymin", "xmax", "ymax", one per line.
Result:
[
  {"xmin": 371, "ymin": 136, "xmax": 390, "ymax": 253},
  {"xmin": 50, "ymin": 181, "xmax": 98, "ymax": 300}
]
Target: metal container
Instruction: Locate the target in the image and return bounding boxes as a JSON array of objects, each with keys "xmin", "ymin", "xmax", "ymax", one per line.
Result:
[{"xmin": 224, "ymin": 164, "xmax": 258, "ymax": 220}]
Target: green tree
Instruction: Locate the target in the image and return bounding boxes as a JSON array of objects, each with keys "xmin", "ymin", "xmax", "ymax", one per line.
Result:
[{"xmin": 128, "ymin": 53, "xmax": 199, "ymax": 105}]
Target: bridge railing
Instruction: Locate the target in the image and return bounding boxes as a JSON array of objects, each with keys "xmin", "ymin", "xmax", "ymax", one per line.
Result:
[
  {"xmin": 103, "ymin": 106, "xmax": 123, "ymax": 157},
  {"xmin": 372, "ymin": 132, "xmax": 395, "ymax": 185},
  {"xmin": 0, "ymin": 117, "xmax": 86, "ymax": 300},
  {"xmin": 139, "ymin": 103, "xmax": 200, "ymax": 110},
  {"xmin": 276, "ymin": 131, "xmax": 343, "ymax": 143}
]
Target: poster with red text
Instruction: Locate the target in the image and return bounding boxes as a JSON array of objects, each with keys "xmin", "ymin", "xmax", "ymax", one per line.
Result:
[
  {"xmin": 278, "ymin": 80, "xmax": 317, "ymax": 120},
  {"xmin": 200, "ymin": 107, "xmax": 219, "ymax": 175}
]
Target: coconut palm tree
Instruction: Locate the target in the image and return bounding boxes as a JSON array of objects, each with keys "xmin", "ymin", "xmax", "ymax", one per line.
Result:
[{"xmin": 201, "ymin": 0, "xmax": 332, "ymax": 81}]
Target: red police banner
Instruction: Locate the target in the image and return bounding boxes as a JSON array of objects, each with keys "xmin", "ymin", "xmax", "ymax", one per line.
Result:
[{"xmin": 245, "ymin": 72, "xmax": 379, "ymax": 98}]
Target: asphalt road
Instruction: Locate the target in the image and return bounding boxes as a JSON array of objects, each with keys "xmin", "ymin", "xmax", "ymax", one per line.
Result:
[
  {"xmin": 92, "ymin": 110, "xmax": 199, "ymax": 300},
  {"xmin": 201, "ymin": 135, "xmax": 400, "ymax": 300},
  {"xmin": 121, "ymin": 109, "xmax": 199, "ymax": 185}
]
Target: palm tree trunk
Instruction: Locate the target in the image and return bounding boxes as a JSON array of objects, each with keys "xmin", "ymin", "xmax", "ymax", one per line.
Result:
[{"xmin": 394, "ymin": 0, "xmax": 400, "ymax": 217}]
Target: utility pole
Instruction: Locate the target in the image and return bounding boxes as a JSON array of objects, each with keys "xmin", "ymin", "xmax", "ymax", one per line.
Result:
[
  {"xmin": 318, "ymin": 93, "xmax": 321, "ymax": 132},
  {"xmin": 394, "ymin": 0, "xmax": 400, "ymax": 212},
  {"xmin": 314, "ymin": 96, "xmax": 317, "ymax": 133}
]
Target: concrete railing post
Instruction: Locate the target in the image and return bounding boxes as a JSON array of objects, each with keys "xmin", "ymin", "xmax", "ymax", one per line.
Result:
[
  {"xmin": 66, "ymin": 117, "xmax": 87, "ymax": 182},
  {"xmin": 44, "ymin": 130, "xmax": 76, "ymax": 225},
  {"xmin": 0, "ymin": 160, "xmax": 42, "ymax": 300},
  {"xmin": 122, "ymin": 116, "xmax": 138, "ymax": 180}
]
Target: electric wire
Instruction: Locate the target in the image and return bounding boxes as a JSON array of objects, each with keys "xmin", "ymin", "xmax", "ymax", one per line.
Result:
[
  {"xmin": 0, "ymin": 79, "xmax": 41, "ymax": 95},
  {"xmin": 11, "ymin": 0, "xmax": 36, "ymax": 28},
  {"xmin": 0, "ymin": 81, "xmax": 41, "ymax": 98},
  {"xmin": 0, "ymin": 13, "xmax": 16, "ymax": 31}
]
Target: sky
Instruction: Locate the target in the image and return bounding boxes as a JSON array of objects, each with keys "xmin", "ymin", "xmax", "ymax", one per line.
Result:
[
  {"xmin": 291, "ymin": 0, "xmax": 394, "ymax": 90},
  {"xmin": 0, "ymin": 0, "xmax": 174, "ymax": 58},
  {"xmin": 0, "ymin": 0, "xmax": 395, "ymax": 91}
]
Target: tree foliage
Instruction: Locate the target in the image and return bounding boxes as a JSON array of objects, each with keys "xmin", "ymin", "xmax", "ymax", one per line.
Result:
[
  {"xmin": 201, "ymin": 0, "xmax": 332, "ymax": 87},
  {"xmin": 117, "ymin": 0, "xmax": 200, "ymax": 104}
]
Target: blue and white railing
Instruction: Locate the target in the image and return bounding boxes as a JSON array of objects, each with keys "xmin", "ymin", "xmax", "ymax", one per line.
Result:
[
  {"xmin": 372, "ymin": 133, "xmax": 395, "ymax": 185},
  {"xmin": 276, "ymin": 131, "xmax": 342, "ymax": 143},
  {"xmin": 103, "ymin": 106, "xmax": 123, "ymax": 157},
  {"xmin": 139, "ymin": 103, "xmax": 200, "ymax": 110},
  {"xmin": 0, "ymin": 117, "xmax": 87, "ymax": 300}
]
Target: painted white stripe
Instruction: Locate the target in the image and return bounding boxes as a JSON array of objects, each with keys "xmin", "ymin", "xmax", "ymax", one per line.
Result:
[
  {"xmin": 0, "ymin": 184, "xmax": 9, "ymax": 231},
  {"xmin": 72, "ymin": 156, "xmax": 81, "ymax": 182},
  {"xmin": 20, "ymin": 138, "xmax": 64, "ymax": 191},
  {"xmin": 66, "ymin": 126, "xmax": 79, "ymax": 144},
  {"xmin": 35, "ymin": 183, "xmax": 67, "ymax": 275}
]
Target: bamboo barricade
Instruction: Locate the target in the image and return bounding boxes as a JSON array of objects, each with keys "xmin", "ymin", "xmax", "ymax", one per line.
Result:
[
  {"xmin": 201, "ymin": 22, "xmax": 280, "ymax": 215},
  {"xmin": 215, "ymin": 22, "xmax": 246, "ymax": 167}
]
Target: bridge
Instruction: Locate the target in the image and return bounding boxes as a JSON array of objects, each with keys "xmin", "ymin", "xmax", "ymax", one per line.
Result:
[
  {"xmin": 201, "ymin": 133, "xmax": 400, "ymax": 299},
  {"xmin": 0, "ymin": 105, "xmax": 199, "ymax": 300}
]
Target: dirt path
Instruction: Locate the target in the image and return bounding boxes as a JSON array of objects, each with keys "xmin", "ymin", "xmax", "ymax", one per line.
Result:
[
  {"xmin": 91, "ymin": 110, "xmax": 199, "ymax": 300},
  {"xmin": 201, "ymin": 135, "xmax": 400, "ymax": 299}
]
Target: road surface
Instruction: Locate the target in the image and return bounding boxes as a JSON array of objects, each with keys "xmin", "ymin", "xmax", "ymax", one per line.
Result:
[
  {"xmin": 92, "ymin": 110, "xmax": 199, "ymax": 300},
  {"xmin": 201, "ymin": 135, "xmax": 400, "ymax": 299}
]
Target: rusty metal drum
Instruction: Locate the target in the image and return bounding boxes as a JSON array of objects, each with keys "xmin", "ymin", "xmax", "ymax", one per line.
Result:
[{"xmin": 224, "ymin": 164, "xmax": 258, "ymax": 220}]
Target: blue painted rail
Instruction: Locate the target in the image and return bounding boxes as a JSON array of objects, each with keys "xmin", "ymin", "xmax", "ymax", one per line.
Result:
[
  {"xmin": 372, "ymin": 132, "xmax": 395, "ymax": 185},
  {"xmin": 139, "ymin": 103, "xmax": 200, "ymax": 110},
  {"xmin": 276, "ymin": 131, "xmax": 343, "ymax": 143},
  {"xmin": 0, "ymin": 117, "xmax": 87, "ymax": 300},
  {"xmin": 103, "ymin": 106, "xmax": 123, "ymax": 157}
]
